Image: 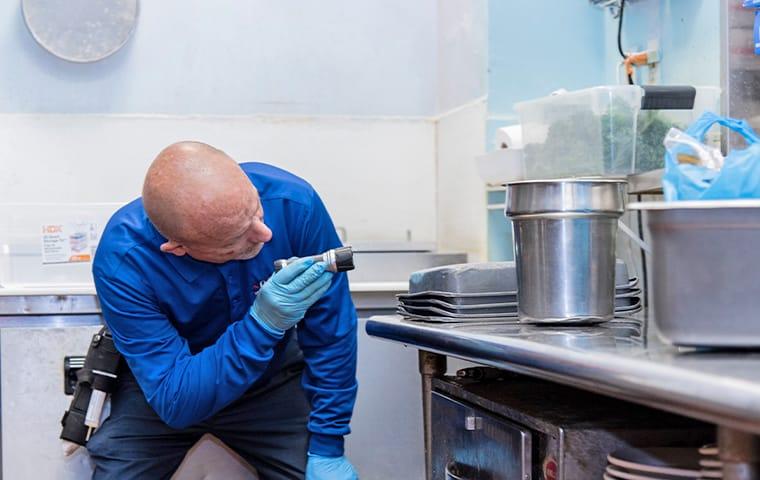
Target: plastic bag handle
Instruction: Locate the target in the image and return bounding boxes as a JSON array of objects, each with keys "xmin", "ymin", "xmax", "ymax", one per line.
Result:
[{"xmin": 686, "ymin": 111, "xmax": 760, "ymax": 145}]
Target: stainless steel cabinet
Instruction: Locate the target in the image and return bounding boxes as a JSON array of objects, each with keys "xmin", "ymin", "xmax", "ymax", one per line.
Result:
[{"xmin": 431, "ymin": 392, "xmax": 531, "ymax": 480}]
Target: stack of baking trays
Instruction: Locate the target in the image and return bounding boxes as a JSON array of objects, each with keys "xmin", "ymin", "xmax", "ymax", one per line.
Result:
[{"xmin": 397, "ymin": 261, "xmax": 642, "ymax": 323}]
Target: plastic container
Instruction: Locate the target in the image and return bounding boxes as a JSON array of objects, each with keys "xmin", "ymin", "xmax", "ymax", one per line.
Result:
[
  {"xmin": 630, "ymin": 200, "xmax": 760, "ymax": 347},
  {"xmin": 635, "ymin": 86, "xmax": 721, "ymax": 172},
  {"xmin": 0, "ymin": 203, "xmax": 122, "ymax": 288},
  {"xmin": 515, "ymin": 86, "xmax": 644, "ymax": 179},
  {"xmin": 515, "ymin": 86, "xmax": 722, "ymax": 178}
]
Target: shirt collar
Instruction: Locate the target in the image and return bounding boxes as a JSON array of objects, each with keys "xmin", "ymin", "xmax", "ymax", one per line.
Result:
[{"xmin": 146, "ymin": 219, "xmax": 206, "ymax": 284}]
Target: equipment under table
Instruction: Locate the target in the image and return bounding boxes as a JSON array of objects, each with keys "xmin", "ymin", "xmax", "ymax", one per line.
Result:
[{"xmin": 366, "ymin": 312, "xmax": 760, "ymax": 480}]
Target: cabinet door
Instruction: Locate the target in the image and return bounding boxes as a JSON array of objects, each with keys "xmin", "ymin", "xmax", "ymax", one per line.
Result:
[{"xmin": 432, "ymin": 392, "xmax": 531, "ymax": 480}]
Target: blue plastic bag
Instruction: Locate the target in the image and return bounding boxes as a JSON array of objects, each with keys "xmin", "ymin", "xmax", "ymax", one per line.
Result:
[{"xmin": 663, "ymin": 111, "xmax": 760, "ymax": 201}]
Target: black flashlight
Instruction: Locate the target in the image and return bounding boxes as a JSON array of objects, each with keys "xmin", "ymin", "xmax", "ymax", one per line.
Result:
[{"xmin": 273, "ymin": 246, "xmax": 355, "ymax": 273}]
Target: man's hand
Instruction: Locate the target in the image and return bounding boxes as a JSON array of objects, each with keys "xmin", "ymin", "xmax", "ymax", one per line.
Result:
[
  {"xmin": 306, "ymin": 453, "xmax": 358, "ymax": 480},
  {"xmin": 251, "ymin": 258, "xmax": 334, "ymax": 334}
]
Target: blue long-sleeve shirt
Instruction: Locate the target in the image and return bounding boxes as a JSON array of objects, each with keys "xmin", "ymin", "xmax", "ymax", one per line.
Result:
[{"xmin": 92, "ymin": 162, "xmax": 358, "ymax": 457}]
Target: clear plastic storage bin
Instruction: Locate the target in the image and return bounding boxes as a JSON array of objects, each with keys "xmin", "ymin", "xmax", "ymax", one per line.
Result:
[
  {"xmin": 634, "ymin": 86, "xmax": 721, "ymax": 172},
  {"xmin": 515, "ymin": 86, "xmax": 722, "ymax": 179},
  {"xmin": 515, "ymin": 86, "xmax": 644, "ymax": 179},
  {"xmin": 0, "ymin": 203, "xmax": 122, "ymax": 288}
]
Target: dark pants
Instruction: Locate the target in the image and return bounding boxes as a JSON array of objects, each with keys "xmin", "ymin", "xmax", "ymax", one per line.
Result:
[{"xmin": 87, "ymin": 359, "xmax": 310, "ymax": 480}]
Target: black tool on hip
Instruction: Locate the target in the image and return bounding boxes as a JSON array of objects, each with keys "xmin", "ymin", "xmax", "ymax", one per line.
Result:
[
  {"xmin": 274, "ymin": 246, "xmax": 355, "ymax": 273},
  {"xmin": 61, "ymin": 327, "xmax": 122, "ymax": 447}
]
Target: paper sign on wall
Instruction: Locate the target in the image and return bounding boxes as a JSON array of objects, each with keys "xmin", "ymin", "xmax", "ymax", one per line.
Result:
[{"xmin": 41, "ymin": 223, "xmax": 98, "ymax": 264}]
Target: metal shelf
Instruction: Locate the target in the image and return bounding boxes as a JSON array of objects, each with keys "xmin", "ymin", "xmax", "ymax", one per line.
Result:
[{"xmin": 367, "ymin": 313, "xmax": 760, "ymax": 436}]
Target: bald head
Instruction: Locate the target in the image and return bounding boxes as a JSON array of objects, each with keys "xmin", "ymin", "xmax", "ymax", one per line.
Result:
[{"xmin": 143, "ymin": 141, "xmax": 257, "ymax": 246}]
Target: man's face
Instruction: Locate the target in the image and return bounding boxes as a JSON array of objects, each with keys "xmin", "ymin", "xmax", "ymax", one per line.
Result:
[{"xmin": 178, "ymin": 194, "xmax": 273, "ymax": 264}]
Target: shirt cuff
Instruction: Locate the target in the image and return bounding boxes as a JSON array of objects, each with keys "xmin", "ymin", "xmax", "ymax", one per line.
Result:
[
  {"xmin": 249, "ymin": 311, "xmax": 286, "ymax": 338},
  {"xmin": 309, "ymin": 433, "xmax": 344, "ymax": 457}
]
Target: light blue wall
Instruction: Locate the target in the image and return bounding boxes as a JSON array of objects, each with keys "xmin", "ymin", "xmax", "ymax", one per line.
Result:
[
  {"xmin": 487, "ymin": 0, "xmax": 721, "ymax": 131},
  {"xmin": 601, "ymin": 0, "xmax": 721, "ymax": 87},
  {"xmin": 485, "ymin": 0, "xmax": 722, "ymax": 260},
  {"xmin": 659, "ymin": 0, "xmax": 721, "ymax": 86},
  {"xmin": 486, "ymin": 1, "xmax": 608, "ymax": 261},
  {"xmin": 488, "ymin": 1, "xmax": 607, "ymax": 122},
  {"xmin": 0, "ymin": 0, "xmax": 438, "ymax": 115}
]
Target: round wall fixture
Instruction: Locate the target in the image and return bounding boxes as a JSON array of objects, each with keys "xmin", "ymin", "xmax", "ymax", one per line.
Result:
[{"xmin": 22, "ymin": 0, "xmax": 139, "ymax": 63}]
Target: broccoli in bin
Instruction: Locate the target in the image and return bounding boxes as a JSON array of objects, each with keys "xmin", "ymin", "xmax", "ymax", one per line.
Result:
[{"xmin": 522, "ymin": 98, "xmax": 676, "ymax": 176}]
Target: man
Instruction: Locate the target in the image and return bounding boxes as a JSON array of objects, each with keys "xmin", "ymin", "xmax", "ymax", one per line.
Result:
[{"xmin": 89, "ymin": 141, "xmax": 359, "ymax": 480}]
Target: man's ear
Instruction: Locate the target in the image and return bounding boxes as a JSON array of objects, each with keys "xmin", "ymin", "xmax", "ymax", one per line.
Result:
[{"xmin": 160, "ymin": 241, "xmax": 188, "ymax": 257}]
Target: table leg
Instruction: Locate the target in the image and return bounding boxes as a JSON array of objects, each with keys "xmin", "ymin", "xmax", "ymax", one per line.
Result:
[
  {"xmin": 719, "ymin": 426, "xmax": 760, "ymax": 480},
  {"xmin": 419, "ymin": 350, "xmax": 446, "ymax": 480}
]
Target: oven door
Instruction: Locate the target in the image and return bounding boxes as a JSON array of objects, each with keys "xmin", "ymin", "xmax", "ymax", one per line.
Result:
[{"xmin": 432, "ymin": 391, "xmax": 532, "ymax": 480}]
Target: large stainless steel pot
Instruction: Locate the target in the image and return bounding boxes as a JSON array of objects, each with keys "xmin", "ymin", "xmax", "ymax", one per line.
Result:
[{"xmin": 506, "ymin": 179, "xmax": 627, "ymax": 324}]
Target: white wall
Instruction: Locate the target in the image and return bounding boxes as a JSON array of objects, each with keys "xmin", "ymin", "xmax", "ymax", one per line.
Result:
[
  {"xmin": 436, "ymin": 100, "xmax": 488, "ymax": 261},
  {"xmin": 0, "ymin": 0, "xmax": 491, "ymax": 260},
  {"xmin": 436, "ymin": 0, "xmax": 488, "ymax": 113},
  {"xmin": 0, "ymin": 0, "xmax": 438, "ymax": 116},
  {"xmin": 435, "ymin": 0, "xmax": 488, "ymax": 260},
  {"xmin": 0, "ymin": 114, "xmax": 436, "ymax": 243}
]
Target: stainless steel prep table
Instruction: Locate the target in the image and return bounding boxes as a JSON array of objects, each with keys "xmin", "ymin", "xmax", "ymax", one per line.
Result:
[{"xmin": 366, "ymin": 313, "xmax": 760, "ymax": 479}]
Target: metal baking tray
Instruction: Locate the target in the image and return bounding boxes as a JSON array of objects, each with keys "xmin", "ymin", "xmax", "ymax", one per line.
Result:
[
  {"xmin": 408, "ymin": 262, "xmax": 518, "ymax": 294},
  {"xmin": 408, "ymin": 260, "xmax": 633, "ymax": 295},
  {"xmin": 399, "ymin": 297, "xmax": 518, "ymax": 315},
  {"xmin": 615, "ymin": 288, "xmax": 642, "ymax": 299},
  {"xmin": 400, "ymin": 297, "xmax": 641, "ymax": 315},
  {"xmin": 398, "ymin": 286, "xmax": 639, "ymax": 307},
  {"xmin": 615, "ymin": 296, "xmax": 640, "ymax": 308},
  {"xmin": 398, "ymin": 291, "xmax": 517, "ymax": 305},
  {"xmin": 396, "ymin": 307, "xmax": 643, "ymax": 324},
  {"xmin": 616, "ymin": 277, "xmax": 639, "ymax": 291},
  {"xmin": 615, "ymin": 302, "xmax": 643, "ymax": 315},
  {"xmin": 398, "ymin": 304, "xmax": 520, "ymax": 319},
  {"xmin": 396, "ymin": 308, "xmax": 520, "ymax": 324},
  {"xmin": 400, "ymin": 296, "xmax": 517, "ymax": 309}
]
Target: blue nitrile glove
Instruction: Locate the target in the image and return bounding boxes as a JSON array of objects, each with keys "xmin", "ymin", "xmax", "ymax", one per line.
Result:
[
  {"xmin": 251, "ymin": 258, "xmax": 334, "ymax": 334},
  {"xmin": 306, "ymin": 453, "xmax": 358, "ymax": 480}
]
